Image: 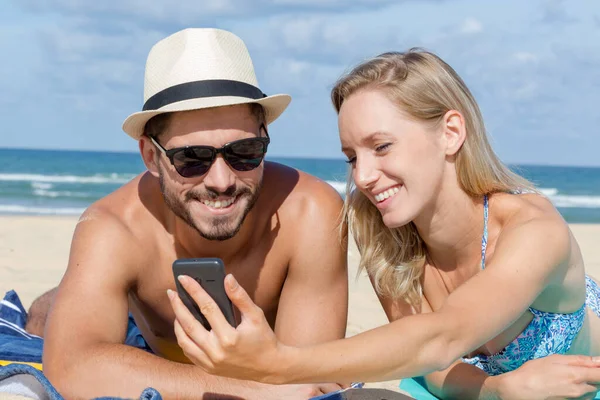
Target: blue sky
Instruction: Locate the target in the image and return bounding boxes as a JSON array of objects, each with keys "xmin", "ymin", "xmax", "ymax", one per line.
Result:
[{"xmin": 1, "ymin": 0, "xmax": 599, "ymax": 166}]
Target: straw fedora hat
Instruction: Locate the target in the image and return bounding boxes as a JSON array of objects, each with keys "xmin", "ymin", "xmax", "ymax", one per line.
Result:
[{"xmin": 122, "ymin": 28, "xmax": 291, "ymax": 139}]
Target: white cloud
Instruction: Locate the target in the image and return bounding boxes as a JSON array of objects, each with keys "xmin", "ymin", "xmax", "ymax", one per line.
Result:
[
  {"xmin": 263, "ymin": 57, "xmax": 342, "ymax": 96},
  {"xmin": 3, "ymin": 0, "xmax": 600, "ymax": 164},
  {"xmin": 272, "ymin": 0, "xmax": 392, "ymax": 5},
  {"xmin": 513, "ymin": 51, "xmax": 539, "ymax": 64},
  {"xmin": 513, "ymin": 81, "xmax": 538, "ymax": 99},
  {"xmin": 16, "ymin": 0, "xmax": 401, "ymax": 25},
  {"xmin": 270, "ymin": 0, "xmax": 403, "ymax": 9},
  {"xmin": 278, "ymin": 16, "xmax": 324, "ymax": 52},
  {"xmin": 460, "ymin": 18, "xmax": 483, "ymax": 34},
  {"xmin": 19, "ymin": 0, "xmax": 238, "ymax": 23}
]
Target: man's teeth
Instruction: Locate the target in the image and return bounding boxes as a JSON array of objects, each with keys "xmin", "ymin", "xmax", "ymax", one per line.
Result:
[
  {"xmin": 375, "ymin": 187, "xmax": 400, "ymax": 203},
  {"xmin": 201, "ymin": 198, "xmax": 235, "ymax": 209}
]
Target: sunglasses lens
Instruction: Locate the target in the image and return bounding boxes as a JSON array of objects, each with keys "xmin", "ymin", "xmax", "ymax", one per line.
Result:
[
  {"xmin": 172, "ymin": 147, "xmax": 214, "ymax": 178},
  {"xmin": 226, "ymin": 139, "xmax": 267, "ymax": 171}
]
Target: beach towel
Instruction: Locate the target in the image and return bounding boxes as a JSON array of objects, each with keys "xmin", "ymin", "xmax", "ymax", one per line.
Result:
[
  {"xmin": 0, "ymin": 290, "xmax": 151, "ymax": 367},
  {"xmin": 0, "ymin": 290, "xmax": 161, "ymax": 399},
  {"xmin": 312, "ymin": 387, "xmax": 414, "ymax": 399},
  {"xmin": 399, "ymin": 378, "xmax": 437, "ymax": 399},
  {"xmin": 0, "ymin": 363, "xmax": 162, "ymax": 400},
  {"xmin": 0, "ymin": 290, "xmax": 44, "ymax": 368},
  {"xmin": 399, "ymin": 376, "xmax": 600, "ymax": 399}
]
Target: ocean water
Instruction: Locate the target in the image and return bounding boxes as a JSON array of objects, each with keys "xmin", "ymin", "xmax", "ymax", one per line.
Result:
[{"xmin": 1, "ymin": 148, "xmax": 599, "ymax": 223}]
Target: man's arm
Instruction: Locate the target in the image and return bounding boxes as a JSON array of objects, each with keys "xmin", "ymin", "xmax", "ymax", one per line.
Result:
[
  {"xmin": 43, "ymin": 209, "xmax": 294, "ymax": 399},
  {"xmin": 274, "ymin": 178, "xmax": 348, "ymax": 346},
  {"xmin": 25, "ymin": 287, "xmax": 58, "ymax": 336}
]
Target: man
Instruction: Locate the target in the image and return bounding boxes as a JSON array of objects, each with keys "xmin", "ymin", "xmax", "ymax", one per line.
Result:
[{"xmin": 42, "ymin": 28, "xmax": 348, "ymax": 399}]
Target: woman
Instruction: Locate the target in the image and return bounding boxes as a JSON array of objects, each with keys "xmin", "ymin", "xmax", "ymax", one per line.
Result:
[{"xmin": 167, "ymin": 49, "xmax": 600, "ymax": 399}]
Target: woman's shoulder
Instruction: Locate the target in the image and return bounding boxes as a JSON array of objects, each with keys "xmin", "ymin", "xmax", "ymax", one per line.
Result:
[
  {"xmin": 492, "ymin": 191, "xmax": 564, "ymax": 229},
  {"xmin": 489, "ymin": 193, "xmax": 587, "ymax": 313},
  {"xmin": 491, "ymin": 191, "xmax": 572, "ymax": 268}
]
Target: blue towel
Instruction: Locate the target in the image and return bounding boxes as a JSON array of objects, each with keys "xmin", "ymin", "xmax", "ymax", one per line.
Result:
[
  {"xmin": 0, "ymin": 290, "xmax": 44, "ymax": 364},
  {"xmin": 400, "ymin": 378, "xmax": 437, "ymax": 399},
  {"xmin": 0, "ymin": 363, "xmax": 161, "ymax": 400},
  {"xmin": 0, "ymin": 290, "xmax": 161, "ymax": 399},
  {"xmin": 0, "ymin": 290, "xmax": 151, "ymax": 364}
]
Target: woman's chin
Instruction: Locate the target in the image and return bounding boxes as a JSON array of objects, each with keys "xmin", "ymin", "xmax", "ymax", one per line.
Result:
[{"xmin": 381, "ymin": 213, "xmax": 412, "ymax": 229}]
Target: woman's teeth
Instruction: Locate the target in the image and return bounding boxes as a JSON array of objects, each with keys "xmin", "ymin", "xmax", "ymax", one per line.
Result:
[
  {"xmin": 201, "ymin": 198, "xmax": 235, "ymax": 209},
  {"xmin": 375, "ymin": 187, "xmax": 400, "ymax": 203}
]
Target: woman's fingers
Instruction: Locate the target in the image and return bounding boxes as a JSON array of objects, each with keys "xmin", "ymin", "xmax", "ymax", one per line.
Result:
[
  {"xmin": 167, "ymin": 274, "xmax": 282, "ymax": 380},
  {"xmin": 173, "ymin": 318, "xmax": 212, "ymax": 368},
  {"xmin": 573, "ymin": 384, "xmax": 599, "ymax": 400},
  {"xmin": 167, "ymin": 285, "xmax": 211, "ymax": 343},
  {"xmin": 176, "ymin": 275, "xmax": 233, "ymax": 337},
  {"xmin": 224, "ymin": 274, "xmax": 265, "ymax": 323},
  {"xmin": 581, "ymin": 366, "xmax": 600, "ymax": 385},
  {"xmin": 558, "ymin": 354, "xmax": 600, "ymax": 369}
]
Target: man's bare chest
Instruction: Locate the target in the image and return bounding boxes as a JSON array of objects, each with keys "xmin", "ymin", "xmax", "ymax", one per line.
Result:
[{"xmin": 128, "ymin": 251, "xmax": 289, "ymax": 359}]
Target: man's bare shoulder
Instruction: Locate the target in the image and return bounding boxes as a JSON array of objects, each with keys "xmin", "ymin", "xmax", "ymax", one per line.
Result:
[
  {"xmin": 83, "ymin": 172, "xmax": 164, "ymax": 232},
  {"xmin": 262, "ymin": 161, "xmax": 344, "ymax": 223},
  {"xmin": 74, "ymin": 172, "xmax": 166, "ymax": 258}
]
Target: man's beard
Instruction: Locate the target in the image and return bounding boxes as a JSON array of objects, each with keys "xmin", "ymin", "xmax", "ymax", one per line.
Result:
[{"xmin": 158, "ymin": 167, "xmax": 262, "ymax": 241}]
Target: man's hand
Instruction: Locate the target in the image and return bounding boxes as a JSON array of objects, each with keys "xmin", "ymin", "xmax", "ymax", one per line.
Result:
[{"xmin": 487, "ymin": 354, "xmax": 600, "ymax": 400}]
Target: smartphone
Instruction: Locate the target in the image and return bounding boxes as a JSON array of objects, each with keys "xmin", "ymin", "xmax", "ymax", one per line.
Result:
[{"xmin": 172, "ymin": 258, "xmax": 237, "ymax": 330}]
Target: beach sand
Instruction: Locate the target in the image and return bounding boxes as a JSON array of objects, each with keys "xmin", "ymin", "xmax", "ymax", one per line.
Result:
[{"xmin": 1, "ymin": 216, "xmax": 599, "ymax": 396}]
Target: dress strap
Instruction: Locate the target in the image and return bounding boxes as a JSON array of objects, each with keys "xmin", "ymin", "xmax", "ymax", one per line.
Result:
[{"xmin": 481, "ymin": 194, "xmax": 489, "ymax": 269}]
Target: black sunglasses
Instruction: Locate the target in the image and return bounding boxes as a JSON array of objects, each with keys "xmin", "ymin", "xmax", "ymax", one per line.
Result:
[{"xmin": 150, "ymin": 124, "xmax": 270, "ymax": 178}]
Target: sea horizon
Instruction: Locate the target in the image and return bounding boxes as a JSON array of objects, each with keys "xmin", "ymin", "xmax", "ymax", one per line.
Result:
[
  {"xmin": 1, "ymin": 147, "xmax": 600, "ymax": 223},
  {"xmin": 3, "ymin": 145, "xmax": 600, "ymax": 169}
]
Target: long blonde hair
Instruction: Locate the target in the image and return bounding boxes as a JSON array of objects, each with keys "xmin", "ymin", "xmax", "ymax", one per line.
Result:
[{"xmin": 332, "ymin": 49, "xmax": 534, "ymax": 305}]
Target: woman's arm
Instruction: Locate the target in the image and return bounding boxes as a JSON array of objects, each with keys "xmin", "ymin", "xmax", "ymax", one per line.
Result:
[
  {"xmin": 375, "ymin": 259, "xmax": 600, "ymax": 400},
  {"xmin": 424, "ymin": 360, "xmax": 496, "ymax": 399},
  {"xmin": 170, "ymin": 217, "xmax": 573, "ymax": 384},
  {"xmin": 374, "ymin": 286, "xmax": 496, "ymax": 399},
  {"xmin": 280, "ymin": 218, "xmax": 572, "ymax": 382},
  {"xmin": 410, "ymin": 297, "xmax": 494, "ymax": 399}
]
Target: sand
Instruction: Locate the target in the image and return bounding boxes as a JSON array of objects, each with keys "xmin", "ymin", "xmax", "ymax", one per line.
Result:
[{"xmin": 0, "ymin": 216, "xmax": 599, "ymax": 396}]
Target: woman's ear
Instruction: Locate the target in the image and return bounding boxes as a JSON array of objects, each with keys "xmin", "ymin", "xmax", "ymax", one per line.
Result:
[
  {"xmin": 140, "ymin": 136, "xmax": 160, "ymax": 178},
  {"xmin": 442, "ymin": 110, "xmax": 466, "ymax": 156}
]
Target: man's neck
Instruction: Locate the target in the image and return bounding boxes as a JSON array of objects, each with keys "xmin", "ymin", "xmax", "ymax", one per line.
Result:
[{"xmin": 172, "ymin": 211, "xmax": 257, "ymax": 264}]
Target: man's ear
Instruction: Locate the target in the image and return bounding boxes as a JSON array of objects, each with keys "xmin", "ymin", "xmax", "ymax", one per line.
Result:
[
  {"xmin": 140, "ymin": 136, "xmax": 160, "ymax": 178},
  {"xmin": 442, "ymin": 110, "xmax": 466, "ymax": 156}
]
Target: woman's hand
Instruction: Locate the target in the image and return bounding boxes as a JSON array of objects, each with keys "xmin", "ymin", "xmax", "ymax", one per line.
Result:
[
  {"xmin": 487, "ymin": 354, "xmax": 600, "ymax": 400},
  {"xmin": 167, "ymin": 274, "xmax": 288, "ymax": 383}
]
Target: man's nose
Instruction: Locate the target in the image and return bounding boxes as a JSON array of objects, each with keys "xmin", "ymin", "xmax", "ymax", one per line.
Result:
[{"xmin": 202, "ymin": 156, "xmax": 236, "ymax": 194}]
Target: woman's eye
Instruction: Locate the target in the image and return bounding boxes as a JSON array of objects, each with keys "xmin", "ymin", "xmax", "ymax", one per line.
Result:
[
  {"xmin": 345, "ymin": 156, "xmax": 356, "ymax": 165},
  {"xmin": 376, "ymin": 143, "xmax": 391, "ymax": 152}
]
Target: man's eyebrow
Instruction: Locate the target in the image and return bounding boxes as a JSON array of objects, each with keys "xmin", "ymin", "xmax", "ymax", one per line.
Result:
[{"xmin": 341, "ymin": 131, "xmax": 392, "ymax": 153}]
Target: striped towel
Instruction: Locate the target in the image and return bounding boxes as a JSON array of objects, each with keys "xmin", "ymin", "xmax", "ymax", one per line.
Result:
[
  {"xmin": 0, "ymin": 290, "xmax": 44, "ymax": 367},
  {"xmin": 0, "ymin": 290, "xmax": 163, "ymax": 399}
]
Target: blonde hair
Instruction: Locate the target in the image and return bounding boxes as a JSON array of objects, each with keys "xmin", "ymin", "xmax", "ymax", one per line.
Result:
[{"xmin": 332, "ymin": 49, "xmax": 534, "ymax": 305}]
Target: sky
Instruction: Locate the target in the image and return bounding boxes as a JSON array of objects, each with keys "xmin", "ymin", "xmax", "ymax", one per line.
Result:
[{"xmin": 0, "ymin": 0, "xmax": 599, "ymax": 166}]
